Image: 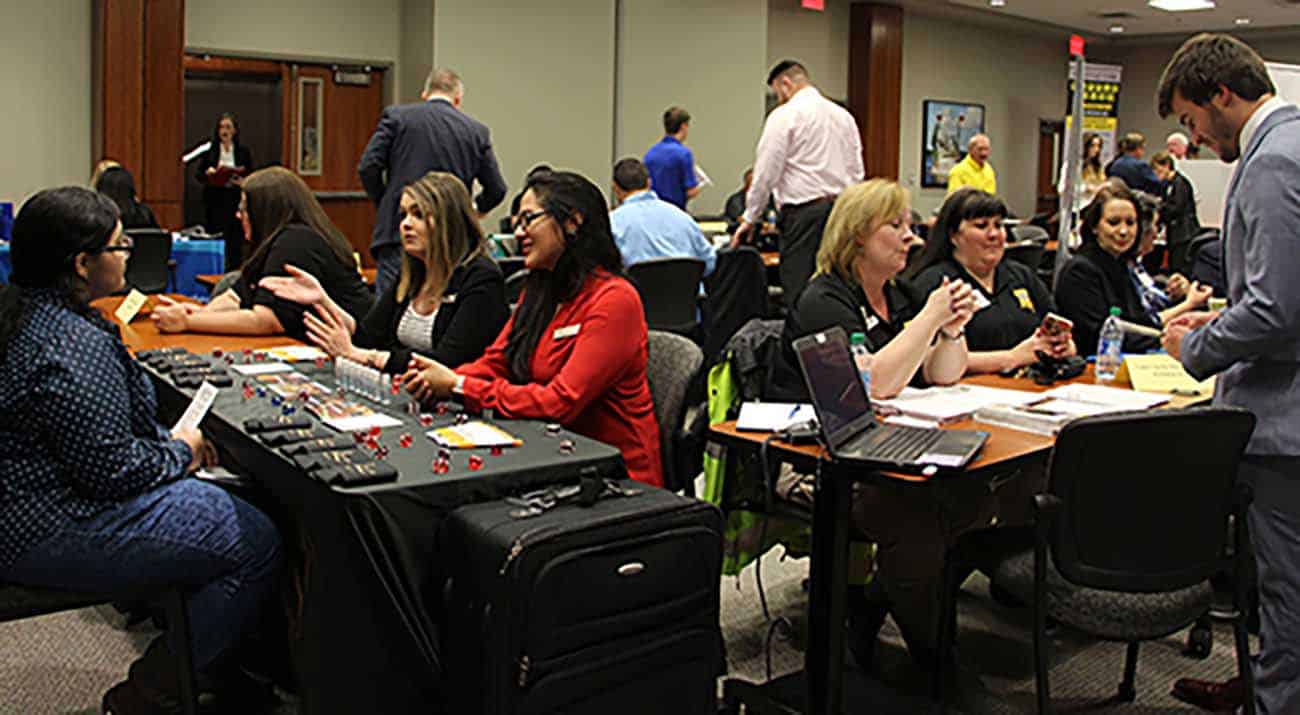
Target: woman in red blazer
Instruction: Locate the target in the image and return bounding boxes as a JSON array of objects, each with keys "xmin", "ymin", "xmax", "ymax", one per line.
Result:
[{"xmin": 403, "ymin": 171, "xmax": 663, "ymax": 487}]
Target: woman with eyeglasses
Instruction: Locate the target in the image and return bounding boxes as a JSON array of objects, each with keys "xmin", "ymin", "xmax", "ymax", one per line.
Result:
[
  {"xmin": 401, "ymin": 171, "xmax": 663, "ymax": 487},
  {"xmin": 151, "ymin": 167, "xmax": 372, "ymax": 341},
  {"xmin": 258, "ymin": 171, "xmax": 508, "ymax": 373},
  {"xmin": 0, "ymin": 187, "xmax": 282, "ymax": 713}
]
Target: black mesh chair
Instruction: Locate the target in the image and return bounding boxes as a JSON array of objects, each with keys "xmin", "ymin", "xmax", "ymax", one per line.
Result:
[
  {"xmin": 124, "ymin": 228, "xmax": 175, "ymax": 294},
  {"xmin": 1011, "ymin": 224, "xmax": 1051, "ymax": 245},
  {"xmin": 505, "ymin": 269, "xmax": 529, "ymax": 308},
  {"xmin": 1003, "ymin": 242, "xmax": 1045, "ymax": 272},
  {"xmin": 628, "ymin": 257, "xmax": 706, "ymax": 338},
  {"xmin": 702, "ymin": 247, "xmax": 767, "ymax": 366},
  {"xmin": 496, "ymin": 256, "xmax": 526, "ymax": 282},
  {"xmin": 963, "ymin": 407, "xmax": 1257, "ymax": 713},
  {"xmin": 0, "ymin": 583, "xmax": 199, "ymax": 713},
  {"xmin": 645, "ymin": 331, "xmax": 705, "ymax": 494}
]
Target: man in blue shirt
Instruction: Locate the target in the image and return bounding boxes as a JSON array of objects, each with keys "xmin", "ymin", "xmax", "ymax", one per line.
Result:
[
  {"xmin": 1105, "ymin": 132, "xmax": 1164, "ymax": 194},
  {"xmin": 610, "ymin": 158, "xmax": 716, "ymax": 278},
  {"xmin": 643, "ymin": 107, "xmax": 701, "ymax": 210}
]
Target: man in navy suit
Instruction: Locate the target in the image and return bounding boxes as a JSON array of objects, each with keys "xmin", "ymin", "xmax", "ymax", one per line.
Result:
[
  {"xmin": 1105, "ymin": 132, "xmax": 1163, "ymax": 194},
  {"xmin": 359, "ymin": 68, "xmax": 507, "ymax": 296},
  {"xmin": 1160, "ymin": 34, "xmax": 1300, "ymax": 714}
]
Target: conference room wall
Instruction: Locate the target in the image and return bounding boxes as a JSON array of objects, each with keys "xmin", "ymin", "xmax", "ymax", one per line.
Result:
[
  {"xmin": 899, "ymin": 12, "xmax": 1068, "ymax": 218},
  {"xmin": 399, "ymin": 0, "xmax": 435, "ymax": 104},
  {"xmin": 0, "ymin": 1, "xmax": 92, "ymax": 205},
  {"xmin": 765, "ymin": 0, "xmax": 850, "ymax": 101},
  {"xmin": 185, "ymin": 0, "xmax": 402, "ymax": 102},
  {"xmin": 1098, "ymin": 30, "xmax": 1300, "ymax": 165},
  {"xmin": 434, "ymin": 0, "xmax": 617, "ymax": 226},
  {"xmin": 616, "ymin": 0, "xmax": 769, "ymax": 215}
]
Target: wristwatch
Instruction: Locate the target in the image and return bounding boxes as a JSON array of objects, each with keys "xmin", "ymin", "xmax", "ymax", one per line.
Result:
[
  {"xmin": 451, "ymin": 375, "xmax": 466, "ymax": 395},
  {"xmin": 939, "ymin": 327, "xmax": 965, "ymax": 341}
]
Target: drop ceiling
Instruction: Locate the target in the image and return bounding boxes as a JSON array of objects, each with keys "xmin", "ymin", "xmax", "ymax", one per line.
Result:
[{"xmin": 938, "ymin": 0, "xmax": 1300, "ymax": 37}]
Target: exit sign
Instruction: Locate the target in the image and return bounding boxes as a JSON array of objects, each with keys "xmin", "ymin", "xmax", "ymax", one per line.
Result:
[{"xmin": 802, "ymin": 0, "xmax": 825, "ymax": 10}]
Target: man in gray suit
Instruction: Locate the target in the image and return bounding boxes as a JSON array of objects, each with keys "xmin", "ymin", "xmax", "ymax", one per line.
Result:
[
  {"xmin": 359, "ymin": 68, "xmax": 508, "ymax": 296},
  {"xmin": 1159, "ymin": 34, "xmax": 1300, "ymax": 714}
]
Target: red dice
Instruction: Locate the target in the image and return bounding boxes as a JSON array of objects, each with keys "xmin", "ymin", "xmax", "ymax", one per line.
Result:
[
  {"xmin": 399, "ymin": 433, "xmax": 413, "ymax": 448},
  {"xmin": 419, "ymin": 414, "xmax": 434, "ymax": 428},
  {"xmin": 468, "ymin": 454, "xmax": 484, "ymax": 471},
  {"xmin": 431, "ymin": 458, "xmax": 450, "ymax": 475}
]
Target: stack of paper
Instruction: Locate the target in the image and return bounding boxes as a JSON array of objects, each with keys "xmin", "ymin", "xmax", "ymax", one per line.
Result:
[
  {"xmin": 1039, "ymin": 383, "xmax": 1170, "ymax": 410},
  {"xmin": 735, "ymin": 402, "xmax": 815, "ymax": 432},
  {"xmin": 873, "ymin": 384, "xmax": 1043, "ymax": 424},
  {"xmin": 428, "ymin": 421, "xmax": 523, "ymax": 449}
]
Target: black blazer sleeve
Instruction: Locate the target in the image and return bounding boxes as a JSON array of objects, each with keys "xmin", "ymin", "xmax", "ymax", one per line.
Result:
[
  {"xmin": 359, "ymin": 108, "xmax": 397, "ymax": 206},
  {"xmin": 473, "ymin": 130, "xmax": 508, "ymax": 215},
  {"xmin": 195, "ymin": 151, "xmax": 216, "ymax": 184},
  {"xmin": 354, "ymin": 279, "xmax": 404, "ymax": 356},
  {"xmin": 237, "ymin": 145, "xmax": 254, "ymax": 172},
  {"xmin": 1163, "ymin": 175, "xmax": 1196, "ymax": 227},
  {"xmin": 245, "ymin": 229, "xmax": 341, "ymax": 339},
  {"xmin": 422, "ymin": 257, "xmax": 508, "ymax": 370},
  {"xmin": 1055, "ymin": 256, "xmax": 1159, "ymax": 356}
]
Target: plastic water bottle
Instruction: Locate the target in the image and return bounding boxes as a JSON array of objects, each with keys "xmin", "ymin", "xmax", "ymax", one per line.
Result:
[
  {"xmin": 849, "ymin": 332, "xmax": 873, "ymax": 397},
  {"xmin": 1095, "ymin": 307, "xmax": 1124, "ymax": 382}
]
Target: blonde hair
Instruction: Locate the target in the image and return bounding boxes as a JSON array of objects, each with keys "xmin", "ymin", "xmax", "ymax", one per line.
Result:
[
  {"xmin": 814, "ymin": 179, "xmax": 910, "ymax": 283},
  {"xmin": 395, "ymin": 172, "xmax": 486, "ymax": 303}
]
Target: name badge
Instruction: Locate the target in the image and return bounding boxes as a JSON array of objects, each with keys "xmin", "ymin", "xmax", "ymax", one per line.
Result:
[
  {"xmin": 859, "ymin": 307, "xmax": 880, "ymax": 332},
  {"xmin": 972, "ymin": 291, "xmax": 993, "ymax": 312},
  {"xmin": 1013, "ymin": 288, "xmax": 1035, "ymax": 312},
  {"xmin": 442, "ymin": 293, "xmax": 457, "ymax": 304},
  {"xmin": 553, "ymin": 323, "xmax": 582, "ymax": 340}
]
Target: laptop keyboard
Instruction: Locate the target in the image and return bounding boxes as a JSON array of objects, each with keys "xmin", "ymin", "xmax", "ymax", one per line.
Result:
[{"xmin": 865, "ymin": 425, "xmax": 946, "ymax": 462}]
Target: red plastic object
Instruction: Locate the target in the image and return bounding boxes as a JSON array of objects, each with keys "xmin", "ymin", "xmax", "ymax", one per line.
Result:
[
  {"xmin": 399, "ymin": 433, "xmax": 413, "ymax": 448},
  {"xmin": 468, "ymin": 454, "xmax": 484, "ymax": 471},
  {"xmin": 490, "ymin": 446, "xmax": 503, "ymax": 457},
  {"xmin": 368, "ymin": 425, "xmax": 382, "ymax": 437},
  {"xmin": 431, "ymin": 458, "xmax": 450, "ymax": 475},
  {"xmin": 419, "ymin": 414, "xmax": 434, "ymax": 428}
]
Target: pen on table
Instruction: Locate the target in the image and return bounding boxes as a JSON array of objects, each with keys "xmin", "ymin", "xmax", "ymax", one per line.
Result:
[
  {"xmin": 787, "ymin": 405, "xmax": 801, "ymax": 419},
  {"xmin": 1170, "ymin": 388, "xmax": 1202, "ymax": 396}
]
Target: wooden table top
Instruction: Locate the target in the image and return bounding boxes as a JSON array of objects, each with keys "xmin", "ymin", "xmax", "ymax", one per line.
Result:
[
  {"xmin": 92, "ymin": 294, "xmax": 304, "ymax": 354},
  {"xmin": 710, "ymin": 366, "xmax": 1205, "ymax": 483},
  {"xmin": 196, "ymin": 267, "xmax": 378, "ymax": 291}
]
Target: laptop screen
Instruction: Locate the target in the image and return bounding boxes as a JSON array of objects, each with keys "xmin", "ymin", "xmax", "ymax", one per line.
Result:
[{"xmin": 792, "ymin": 326, "xmax": 875, "ymax": 449}]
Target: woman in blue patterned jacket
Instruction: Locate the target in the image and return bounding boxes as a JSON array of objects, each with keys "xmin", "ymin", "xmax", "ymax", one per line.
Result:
[{"xmin": 0, "ymin": 187, "xmax": 281, "ymax": 714}]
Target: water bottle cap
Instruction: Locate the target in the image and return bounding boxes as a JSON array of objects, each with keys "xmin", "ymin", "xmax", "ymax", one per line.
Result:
[
  {"xmin": 1109, "ymin": 306, "xmax": 1121, "ymax": 316},
  {"xmin": 850, "ymin": 332, "xmax": 866, "ymax": 345}
]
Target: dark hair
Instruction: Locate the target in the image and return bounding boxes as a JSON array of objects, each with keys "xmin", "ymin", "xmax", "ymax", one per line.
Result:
[
  {"xmin": 1132, "ymin": 189, "xmax": 1161, "ymax": 240},
  {"xmin": 1150, "ymin": 150, "xmax": 1175, "ymax": 170},
  {"xmin": 205, "ymin": 112, "xmax": 242, "ymax": 167},
  {"xmin": 526, "ymin": 164, "xmax": 553, "ymax": 181},
  {"xmin": 914, "ymin": 188, "xmax": 1009, "ymax": 275},
  {"xmin": 767, "ymin": 59, "xmax": 807, "ymax": 85},
  {"xmin": 1157, "ymin": 33, "xmax": 1275, "ymax": 118},
  {"xmin": 613, "ymin": 158, "xmax": 650, "ymax": 191},
  {"xmin": 394, "ymin": 171, "xmax": 486, "ymax": 303},
  {"xmin": 1118, "ymin": 132, "xmax": 1146, "ymax": 154},
  {"xmin": 240, "ymin": 167, "xmax": 355, "ymax": 273},
  {"xmin": 1079, "ymin": 183, "xmax": 1141, "ymax": 260},
  {"xmin": 94, "ymin": 166, "xmax": 155, "ymax": 229},
  {"xmin": 506, "ymin": 171, "xmax": 624, "ymax": 382},
  {"xmin": 1083, "ymin": 132, "xmax": 1104, "ymax": 174},
  {"xmin": 0, "ymin": 188, "xmax": 120, "ymax": 351},
  {"xmin": 662, "ymin": 106, "xmax": 691, "ymax": 135}
]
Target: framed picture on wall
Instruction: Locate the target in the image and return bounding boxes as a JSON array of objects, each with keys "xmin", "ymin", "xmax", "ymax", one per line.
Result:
[
  {"xmin": 921, "ymin": 100, "xmax": 985, "ymax": 188},
  {"xmin": 297, "ymin": 77, "xmax": 324, "ymax": 176}
]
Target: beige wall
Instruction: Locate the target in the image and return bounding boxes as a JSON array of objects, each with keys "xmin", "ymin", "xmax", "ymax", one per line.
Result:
[
  {"xmin": 618, "ymin": 0, "xmax": 768, "ymax": 214},
  {"xmin": 399, "ymin": 0, "xmax": 435, "ymax": 105},
  {"xmin": 434, "ymin": 0, "xmax": 616, "ymax": 225},
  {"xmin": 186, "ymin": 0, "xmax": 403, "ymax": 99},
  {"xmin": 1097, "ymin": 31, "xmax": 1300, "ymax": 161},
  {"xmin": 0, "ymin": 0, "xmax": 93, "ymax": 205},
  {"xmin": 900, "ymin": 12, "xmax": 1070, "ymax": 217},
  {"xmin": 766, "ymin": 0, "xmax": 849, "ymax": 101}
]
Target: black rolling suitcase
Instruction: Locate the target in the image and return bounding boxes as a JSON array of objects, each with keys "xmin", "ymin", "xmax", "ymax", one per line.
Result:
[{"xmin": 439, "ymin": 480, "xmax": 724, "ymax": 715}]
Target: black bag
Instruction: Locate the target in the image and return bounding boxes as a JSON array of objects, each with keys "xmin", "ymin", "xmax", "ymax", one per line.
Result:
[{"xmin": 439, "ymin": 480, "xmax": 724, "ymax": 715}]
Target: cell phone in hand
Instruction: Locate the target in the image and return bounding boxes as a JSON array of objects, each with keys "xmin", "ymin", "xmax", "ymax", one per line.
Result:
[{"xmin": 1041, "ymin": 312, "xmax": 1074, "ymax": 337}]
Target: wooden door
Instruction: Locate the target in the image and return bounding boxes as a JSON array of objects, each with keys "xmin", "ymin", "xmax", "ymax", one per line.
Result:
[
  {"xmin": 1036, "ymin": 119, "xmax": 1066, "ymax": 217},
  {"xmin": 287, "ymin": 65, "xmax": 386, "ymax": 266}
]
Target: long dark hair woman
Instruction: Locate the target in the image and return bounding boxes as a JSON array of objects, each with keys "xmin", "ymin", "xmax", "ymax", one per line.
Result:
[
  {"xmin": 94, "ymin": 165, "xmax": 159, "ymax": 230},
  {"xmin": 401, "ymin": 171, "xmax": 664, "ymax": 486},
  {"xmin": 259, "ymin": 171, "xmax": 509, "ymax": 373},
  {"xmin": 152, "ymin": 166, "xmax": 372, "ymax": 339},
  {"xmin": 0, "ymin": 187, "xmax": 281, "ymax": 713},
  {"xmin": 195, "ymin": 112, "xmax": 254, "ymax": 269}
]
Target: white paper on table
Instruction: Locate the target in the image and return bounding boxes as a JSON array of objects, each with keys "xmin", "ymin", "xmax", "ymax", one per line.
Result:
[
  {"xmin": 736, "ymin": 402, "xmax": 814, "ymax": 431},
  {"xmin": 265, "ymin": 345, "xmax": 328, "ymax": 362},
  {"xmin": 231, "ymin": 362, "xmax": 295, "ymax": 375},
  {"xmin": 323, "ymin": 413, "xmax": 403, "ymax": 433},
  {"xmin": 882, "ymin": 414, "xmax": 941, "ymax": 430},
  {"xmin": 694, "ymin": 164, "xmax": 714, "ymax": 187},
  {"xmin": 173, "ymin": 382, "xmax": 219, "ymax": 432},
  {"xmin": 1040, "ymin": 383, "xmax": 1169, "ymax": 410},
  {"xmin": 114, "ymin": 289, "xmax": 148, "ymax": 324},
  {"xmin": 874, "ymin": 384, "xmax": 1043, "ymax": 423}
]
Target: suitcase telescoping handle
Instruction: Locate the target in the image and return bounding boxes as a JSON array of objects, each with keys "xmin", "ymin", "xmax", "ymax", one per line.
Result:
[{"xmin": 504, "ymin": 475, "xmax": 642, "ymax": 519}]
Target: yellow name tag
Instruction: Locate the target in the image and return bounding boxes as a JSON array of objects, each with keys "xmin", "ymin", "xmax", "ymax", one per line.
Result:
[
  {"xmin": 552, "ymin": 323, "xmax": 581, "ymax": 340},
  {"xmin": 1013, "ymin": 288, "xmax": 1035, "ymax": 312},
  {"xmin": 114, "ymin": 289, "xmax": 148, "ymax": 324}
]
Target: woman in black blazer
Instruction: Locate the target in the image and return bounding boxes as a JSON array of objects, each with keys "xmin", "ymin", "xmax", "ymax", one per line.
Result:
[
  {"xmin": 262, "ymin": 171, "xmax": 508, "ymax": 372},
  {"xmin": 196, "ymin": 112, "xmax": 254, "ymax": 269},
  {"xmin": 1055, "ymin": 183, "xmax": 1161, "ymax": 356}
]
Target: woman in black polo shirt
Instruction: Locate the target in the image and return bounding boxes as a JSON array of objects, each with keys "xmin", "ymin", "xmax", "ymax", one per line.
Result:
[
  {"xmin": 151, "ymin": 167, "xmax": 373, "ymax": 341},
  {"xmin": 912, "ymin": 189, "xmax": 1076, "ymax": 374},
  {"xmin": 259, "ymin": 171, "xmax": 508, "ymax": 373},
  {"xmin": 768, "ymin": 179, "xmax": 974, "ymax": 402}
]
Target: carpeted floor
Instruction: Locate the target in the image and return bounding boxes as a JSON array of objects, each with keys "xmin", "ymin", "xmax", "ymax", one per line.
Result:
[{"xmin": 0, "ymin": 547, "xmax": 1250, "ymax": 714}]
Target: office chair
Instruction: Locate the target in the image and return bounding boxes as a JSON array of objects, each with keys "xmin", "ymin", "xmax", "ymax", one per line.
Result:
[
  {"xmin": 627, "ymin": 257, "xmax": 706, "ymax": 338},
  {"xmin": 124, "ymin": 228, "xmax": 175, "ymax": 294},
  {"xmin": 944, "ymin": 407, "xmax": 1257, "ymax": 713},
  {"xmin": 645, "ymin": 330, "xmax": 705, "ymax": 494},
  {"xmin": 505, "ymin": 269, "xmax": 529, "ymax": 308}
]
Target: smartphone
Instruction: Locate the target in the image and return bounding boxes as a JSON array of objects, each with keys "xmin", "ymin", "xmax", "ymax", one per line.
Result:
[{"xmin": 1041, "ymin": 312, "xmax": 1074, "ymax": 337}]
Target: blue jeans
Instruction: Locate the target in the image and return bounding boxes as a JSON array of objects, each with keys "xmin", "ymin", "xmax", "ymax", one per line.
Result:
[
  {"xmin": 6, "ymin": 479, "xmax": 282, "ymax": 670},
  {"xmin": 373, "ymin": 243, "xmax": 403, "ymax": 299}
]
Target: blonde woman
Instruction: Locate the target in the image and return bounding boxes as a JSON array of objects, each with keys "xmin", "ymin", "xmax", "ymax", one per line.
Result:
[
  {"xmin": 261, "ymin": 171, "xmax": 508, "ymax": 372},
  {"xmin": 767, "ymin": 178, "xmax": 974, "ymax": 401}
]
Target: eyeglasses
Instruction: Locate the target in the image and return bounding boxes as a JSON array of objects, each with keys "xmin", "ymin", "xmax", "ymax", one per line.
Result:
[
  {"xmin": 100, "ymin": 236, "xmax": 135, "ymax": 255},
  {"xmin": 511, "ymin": 209, "xmax": 550, "ymax": 232}
]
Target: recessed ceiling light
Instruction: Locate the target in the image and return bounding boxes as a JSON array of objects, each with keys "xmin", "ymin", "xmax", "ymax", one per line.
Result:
[
  {"xmin": 989, "ymin": 0, "xmax": 1006, "ymax": 6},
  {"xmin": 1109, "ymin": 24, "xmax": 1126, "ymax": 33},
  {"xmin": 1235, "ymin": 17, "xmax": 1252, "ymax": 25},
  {"xmin": 1148, "ymin": 0, "xmax": 1216, "ymax": 12}
]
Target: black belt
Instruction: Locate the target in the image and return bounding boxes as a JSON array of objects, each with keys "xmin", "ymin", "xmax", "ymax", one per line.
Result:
[{"xmin": 782, "ymin": 195, "xmax": 838, "ymax": 212}]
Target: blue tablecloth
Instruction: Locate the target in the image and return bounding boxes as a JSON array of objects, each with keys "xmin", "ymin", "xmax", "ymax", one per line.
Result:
[{"xmin": 0, "ymin": 237, "xmax": 223, "ymax": 300}]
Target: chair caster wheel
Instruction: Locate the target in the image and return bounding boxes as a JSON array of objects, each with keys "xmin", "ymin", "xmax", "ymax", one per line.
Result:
[{"xmin": 1185, "ymin": 622, "xmax": 1213, "ymax": 659}]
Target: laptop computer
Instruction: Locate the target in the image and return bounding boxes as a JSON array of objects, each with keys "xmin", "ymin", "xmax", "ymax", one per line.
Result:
[{"xmin": 792, "ymin": 326, "xmax": 988, "ymax": 474}]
